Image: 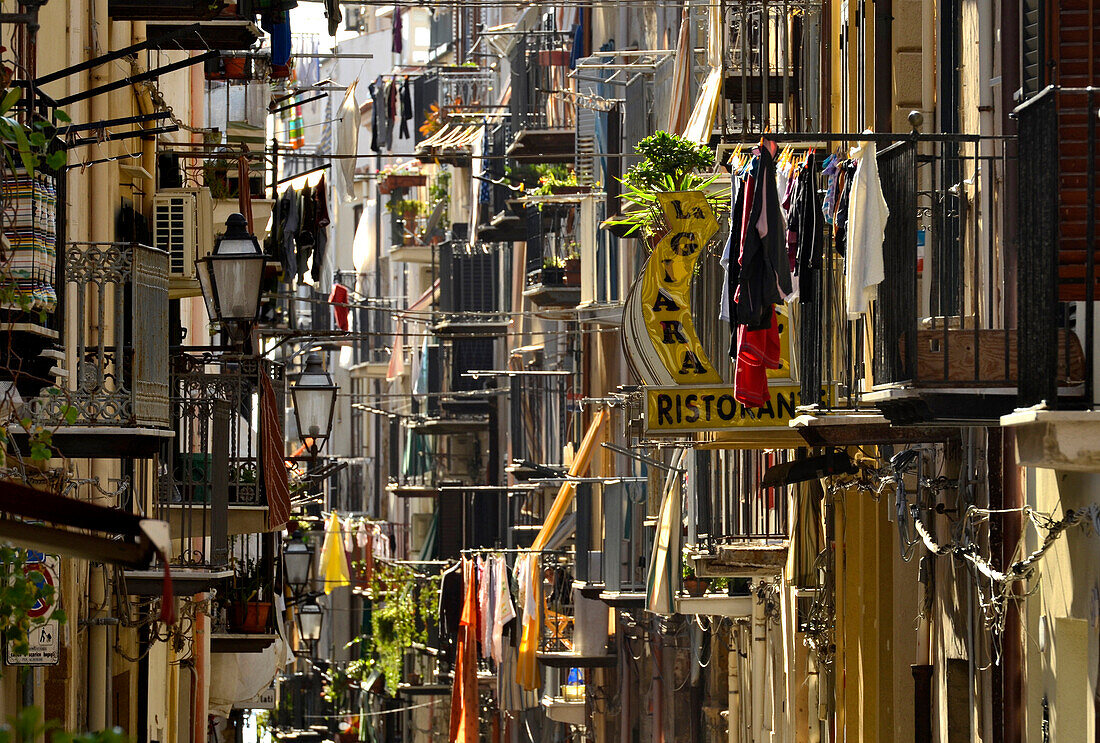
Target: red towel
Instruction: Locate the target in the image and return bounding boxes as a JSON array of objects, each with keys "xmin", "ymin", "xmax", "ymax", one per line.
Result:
[
  {"xmin": 329, "ymin": 283, "xmax": 350, "ymax": 331},
  {"xmin": 734, "ymin": 308, "xmax": 782, "ymax": 409}
]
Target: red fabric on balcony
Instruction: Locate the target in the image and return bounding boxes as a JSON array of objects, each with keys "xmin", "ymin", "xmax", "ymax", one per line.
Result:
[{"xmin": 261, "ymin": 367, "xmax": 292, "ymax": 531}]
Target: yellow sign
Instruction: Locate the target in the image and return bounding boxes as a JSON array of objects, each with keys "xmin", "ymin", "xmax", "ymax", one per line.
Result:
[
  {"xmin": 640, "ymin": 192, "xmax": 722, "ymax": 384},
  {"xmin": 645, "ymin": 385, "xmax": 806, "ymax": 433}
]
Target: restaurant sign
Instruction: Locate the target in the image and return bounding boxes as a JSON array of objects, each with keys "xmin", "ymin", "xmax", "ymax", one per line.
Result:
[{"xmin": 623, "ymin": 191, "xmax": 804, "ymax": 434}]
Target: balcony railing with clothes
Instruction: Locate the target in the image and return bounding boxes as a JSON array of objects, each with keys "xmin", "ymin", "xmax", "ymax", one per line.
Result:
[
  {"xmin": 1018, "ymin": 86, "xmax": 1098, "ymax": 409},
  {"xmin": 29, "ymin": 241, "xmax": 170, "ymax": 430},
  {"xmin": 157, "ymin": 352, "xmax": 285, "ymax": 565},
  {"xmin": 539, "ymin": 552, "xmax": 575, "ymax": 653}
]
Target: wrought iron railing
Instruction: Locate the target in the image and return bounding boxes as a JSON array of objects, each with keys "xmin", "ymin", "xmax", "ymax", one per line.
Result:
[
  {"xmin": 719, "ymin": 0, "xmax": 825, "ymax": 134},
  {"xmin": 694, "ymin": 449, "xmax": 789, "ymax": 545},
  {"xmin": 1018, "ymin": 86, "xmax": 1097, "ymax": 408},
  {"xmin": 157, "ymin": 351, "xmax": 285, "ymax": 564},
  {"xmin": 509, "ymin": 30, "xmax": 575, "ymax": 131},
  {"xmin": 30, "ymin": 241, "xmax": 170, "ymax": 428}
]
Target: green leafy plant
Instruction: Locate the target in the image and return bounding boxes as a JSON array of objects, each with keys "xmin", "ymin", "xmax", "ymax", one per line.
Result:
[
  {"xmin": 385, "ymin": 198, "xmax": 427, "ymax": 219},
  {"xmin": 223, "ymin": 558, "xmax": 268, "ymax": 605},
  {"xmin": 0, "ymin": 706, "xmax": 127, "ymax": 743},
  {"xmin": 606, "ymin": 130, "xmax": 730, "ymax": 240},
  {"xmin": 427, "ymin": 170, "xmax": 451, "ymax": 230},
  {"xmin": 531, "ymin": 165, "xmax": 578, "ymax": 196},
  {"xmin": 0, "ymin": 90, "xmax": 68, "ymax": 175},
  {"xmin": 542, "ymin": 255, "xmax": 565, "ymax": 269}
]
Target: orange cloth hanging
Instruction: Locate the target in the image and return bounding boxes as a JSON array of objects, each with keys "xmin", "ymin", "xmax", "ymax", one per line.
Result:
[{"xmin": 449, "ymin": 559, "xmax": 479, "ymax": 742}]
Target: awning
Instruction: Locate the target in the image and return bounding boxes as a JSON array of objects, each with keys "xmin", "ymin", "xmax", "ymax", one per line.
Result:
[
  {"xmin": 415, "ymin": 123, "xmax": 483, "ymax": 162},
  {"xmin": 0, "ymin": 480, "xmax": 169, "ymax": 568},
  {"xmin": 530, "ymin": 408, "xmax": 610, "ymax": 550},
  {"xmin": 645, "ymin": 449, "xmax": 687, "ymax": 615}
]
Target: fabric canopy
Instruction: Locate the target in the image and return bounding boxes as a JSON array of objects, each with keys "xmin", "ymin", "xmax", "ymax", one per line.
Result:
[
  {"xmin": 517, "ymin": 408, "xmax": 610, "ymax": 690},
  {"xmin": 531, "ymin": 408, "xmax": 610, "ymax": 550},
  {"xmin": 646, "ymin": 449, "xmax": 688, "ymax": 615}
]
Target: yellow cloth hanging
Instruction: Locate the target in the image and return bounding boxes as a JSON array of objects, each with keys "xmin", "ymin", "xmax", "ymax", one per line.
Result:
[
  {"xmin": 516, "ymin": 408, "xmax": 611, "ymax": 690},
  {"xmin": 319, "ymin": 510, "xmax": 351, "ymax": 594}
]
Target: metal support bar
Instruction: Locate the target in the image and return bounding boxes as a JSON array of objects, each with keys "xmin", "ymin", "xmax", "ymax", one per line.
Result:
[
  {"xmin": 0, "ymin": 519, "xmax": 153, "ymax": 568},
  {"xmin": 59, "ymin": 111, "xmax": 171, "ymax": 134},
  {"xmin": 269, "ymin": 92, "xmax": 326, "ymax": 114},
  {"xmin": 66, "ymin": 124, "xmax": 180, "ymax": 148},
  {"xmin": 602, "ymin": 441, "xmax": 687, "ymax": 473},
  {"xmin": 276, "ymin": 163, "xmax": 330, "ymax": 185},
  {"xmin": 38, "ymin": 24, "xmax": 201, "ymax": 85},
  {"xmin": 54, "ymin": 49, "xmax": 217, "ymax": 106},
  {"xmin": 211, "ymin": 400, "xmax": 230, "ymax": 566}
]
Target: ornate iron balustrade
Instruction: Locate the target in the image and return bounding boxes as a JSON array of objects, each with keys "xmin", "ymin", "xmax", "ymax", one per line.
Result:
[
  {"xmin": 157, "ymin": 351, "xmax": 285, "ymax": 564},
  {"xmin": 30, "ymin": 241, "xmax": 170, "ymax": 428}
]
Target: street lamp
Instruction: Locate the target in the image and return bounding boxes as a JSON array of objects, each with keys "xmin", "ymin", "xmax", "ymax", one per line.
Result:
[
  {"xmin": 283, "ymin": 539, "xmax": 315, "ymax": 595},
  {"xmin": 294, "ymin": 596, "xmax": 324, "ymax": 648},
  {"xmin": 291, "ymin": 353, "xmax": 338, "ymax": 455},
  {"xmin": 196, "ymin": 212, "xmax": 266, "ymax": 343}
]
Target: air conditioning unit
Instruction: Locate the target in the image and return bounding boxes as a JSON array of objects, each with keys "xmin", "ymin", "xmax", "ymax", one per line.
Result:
[{"xmin": 153, "ymin": 187, "xmax": 214, "ymax": 298}]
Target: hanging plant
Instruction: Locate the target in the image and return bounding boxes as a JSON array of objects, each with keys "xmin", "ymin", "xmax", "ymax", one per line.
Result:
[{"xmin": 604, "ymin": 130, "xmax": 729, "ymax": 241}]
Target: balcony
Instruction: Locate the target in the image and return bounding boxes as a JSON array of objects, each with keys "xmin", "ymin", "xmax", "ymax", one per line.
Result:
[
  {"xmin": 508, "ymin": 31, "xmax": 577, "ymax": 161},
  {"xmin": 597, "ymin": 480, "xmax": 653, "ymax": 607},
  {"xmin": 21, "ymin": 242, "xmax": 172, "ymax": 458},
  {"xmin": 718, "ymin": 0, "xmax": 825, "ymax": 134},
  {"xmin": 1002, "ymin": 86, "xmax": 1100, "ymax": 468},
  {"xmin": 522, "ymin": 203, "xmax": 582, "ymax": 309},
  {"xmin": 690, "ymin": 449, "xmax": 790, "ymax": 582},
  {"xmin": 157, "ymin": 352, "xmax": 284, "ymax": 563},
  {"xmin": 430, "ymin": 242, "xmax": 509, "ymax": 336},
  {"xmin": 858, "ymin": 136, "xmax": 1087, "ymax": 424},
  {"xmin": 537, "ymin": 553, "xmax": 616, "ymax": 669}
]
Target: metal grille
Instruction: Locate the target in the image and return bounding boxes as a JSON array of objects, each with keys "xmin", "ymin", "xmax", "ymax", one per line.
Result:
[
  {"xmin": 31, "ymin": 242, "xmax": 170, "ymax": 428},
  {"xmin": 720, "ymin": 0, "xmax": 824, "ymax": 134}
]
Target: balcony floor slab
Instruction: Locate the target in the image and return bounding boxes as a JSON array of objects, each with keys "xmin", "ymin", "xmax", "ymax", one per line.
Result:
[{"xmin": 1002, "ymin": 408, "xmax": 1100, "ymax": 471}]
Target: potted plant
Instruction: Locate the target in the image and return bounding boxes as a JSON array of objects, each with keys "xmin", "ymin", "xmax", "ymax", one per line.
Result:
[
  {"xmin": 539, "ymin": 256, "xmax": 565, "ymax": 286},
  {"xmin": 563, "ymin": 248, "xmax": 581, "ymax": 286},
  {"xmin": 203, "ymin": 158, "xmax": 232, "ymax": 200},
  {"xmin": 225, "ymin": 558, "xmax": 272, "ymax": 633},
  {"xmin": 682, "ymin": 557, "xmax": 709, "ymax": 597},
  {"xmin": 386, "ymin": 198, "xmax": 427, "ymax": 244},
  {"xmin": 604, "ymin": 130, "xmax": 731, "ymax": 245},
  {"xmin": 532, "ymin": 165, "xmax": 589, "ymax": 196},
  {"xmin": 379, "ymin": 167, "xmax": 427, "ymax": 194}
]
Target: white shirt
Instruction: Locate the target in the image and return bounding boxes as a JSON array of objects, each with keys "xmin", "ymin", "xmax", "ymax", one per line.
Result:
[{"xmin": 845, "ymin": 136, "xmax": 890, "ymax": 318}]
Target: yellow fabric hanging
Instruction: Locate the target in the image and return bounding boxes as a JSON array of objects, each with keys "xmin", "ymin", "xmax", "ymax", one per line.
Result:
[
  {"xmin": 319, "ymin": 510, "xmax": 351, "ymax": 594},
  {"xmin": 531, "ymin": 408, "xmax": 610, "ymax": 550},
  {"xmin": 516, "ymin": 408, "xmax": 611, "ymax": 689}
]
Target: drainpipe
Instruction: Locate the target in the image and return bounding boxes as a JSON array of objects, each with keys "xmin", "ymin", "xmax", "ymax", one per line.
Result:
[
  {"xmin": 751, "ymin": 593, "xmax": 766, "ymax": 741},
  {"xmin": 86, "ymin": 0, "xmax": 111, "ymax": 730},
  {"xmin": 977, "ymin": 0, "xmax": 996, "ymax": 318}
]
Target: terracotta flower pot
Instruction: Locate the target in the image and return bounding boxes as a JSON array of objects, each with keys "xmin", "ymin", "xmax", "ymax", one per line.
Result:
[
  {"xmin": 229, "ymin": 601, "xmax": 271, "ymax": 633},
  {"xmin": 683, "ymin": 577, "xmax": 709, "ymax": 597}
]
